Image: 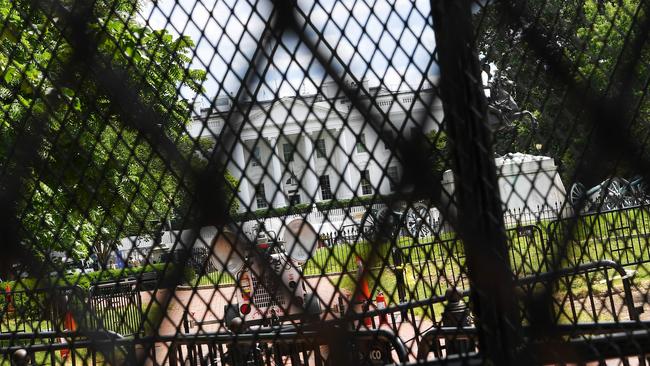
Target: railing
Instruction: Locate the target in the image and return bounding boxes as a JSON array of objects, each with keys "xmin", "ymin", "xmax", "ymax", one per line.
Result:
[
  {"xmin": 0, "ymin": 260, "xmax": 641, "ymax": 364},
  {"xmin": 0, "ymin": 284, "xmax": 144, "ymax": 339},
  {"xmin": 416, "ymin": 260, "xmax": 642, "ymax": 361},
  {"xmin": 168, "ymin": 328, "xmax": 408, "ymax": 366},
  {"xmin": 502, "ymin": 202, "xmax": 569, "ymax": 227},
  {"xmin": 0, "ymin": 328, "xmax": 408, "ymax": 366},
  {"xmin": 304, "ymin": 226, "xmax": 548, "ymax": 291},
  {"xmin": 0, "ymin": 286, "xmax": 84, "ymax": 335},
  {"xmin": 547, "ymin": 203, "xmax": 650, "ymax": 268},
  {"xmin": 88, "ymin": 281, "xmax": 143, "ymax": 337}
]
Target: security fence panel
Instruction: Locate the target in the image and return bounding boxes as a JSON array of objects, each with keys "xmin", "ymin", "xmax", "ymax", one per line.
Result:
[{"xmin": 1, "ymin": 0, "xmax": 650, "ymax": 365}]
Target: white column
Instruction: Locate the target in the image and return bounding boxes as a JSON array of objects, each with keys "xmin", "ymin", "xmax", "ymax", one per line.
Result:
[
  {"xmin": 336, "ymin": 129, "xmax": 355, "ymax": 199},
  {"xmin": 301, "ymin": 133, "xmax": 321, "ymax": 202},
  {"xmin": 267, "ymin": 136, "xmax": 287, "ymax": 208},
  {"xmin": 233, "ymin": 142, "xmax": 252, "ymax": 210}
]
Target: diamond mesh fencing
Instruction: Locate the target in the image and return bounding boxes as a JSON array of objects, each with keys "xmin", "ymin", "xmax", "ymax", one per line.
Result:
[{"xmin": 1, "ymin": 0, "xmax": 650, "ymax": 364}]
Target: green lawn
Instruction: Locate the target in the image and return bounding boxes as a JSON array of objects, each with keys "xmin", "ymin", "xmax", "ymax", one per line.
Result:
[
  {"xmin": 0, "ymin": 317, "xmax": 53, "ymax": 333},
  {"xmin": 5, "ymin": 207, "xmax": 650, "ymax": 334},
  {"xmin": 302, "ymin": 205, "xmax": 650, "ymax": 284},
  {"xmin": 319, "ymin": 207, "xmax": 650, "ymax": 325},
  {"xmin": 0, "ymin": 338, "xmax": 129, "ymax": 365},
  {"xmin": 194, "ymin": 271, "xmax": 235, "ymax": 286}
]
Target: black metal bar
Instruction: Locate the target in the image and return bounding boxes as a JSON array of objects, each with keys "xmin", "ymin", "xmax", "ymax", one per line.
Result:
[
  {"xmin": 431, "ymin": 0, "xmax": 521, "ymax": 363},
  {"xmin": 419, "ymin": 321, "xmax": 650, "ymax": 362},
  {"xmin": 0, "ymin": 329, "xmax": 410, "ymax": 363}
]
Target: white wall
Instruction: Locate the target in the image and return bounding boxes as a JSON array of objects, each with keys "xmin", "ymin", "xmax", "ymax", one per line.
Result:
[
  {"xmin": 191, "ymin": 89, "xmax": 443, "ymax": 212},
  {"xmin": 442, "ymin": 153, "xmax": 568, "ymax": 220}
]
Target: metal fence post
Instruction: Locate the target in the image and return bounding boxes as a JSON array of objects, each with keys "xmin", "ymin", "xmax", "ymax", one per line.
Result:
[{"xmin": 431, "ymin": 0, "xmax": 523, "ymax": 364}]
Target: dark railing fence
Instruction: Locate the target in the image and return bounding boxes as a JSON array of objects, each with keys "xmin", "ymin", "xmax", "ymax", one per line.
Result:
[
  {"xmin": 88, "ymin": 282, "xmax": 143, "ymax": 337},
  {"xmin": 0, "ymin": 287, "xmax": 80, "ymax": 335},
  {"xmin": 548, "ymin": 204, "xmax": 650, "ymax": 267},
  {"xmin": 1, "ymin": 0, "xmax": 650, "ymax": 364},
  {"xmin": 165, "ymin": 247, "xmax": 218, "ymax": 274},
  {"xmin": 308, "ymin": 205, "xmax": 650, "ymax": 275},
  {"xmin": 0, "ymin": 284, "xmax": 143, "ymax": 340}
]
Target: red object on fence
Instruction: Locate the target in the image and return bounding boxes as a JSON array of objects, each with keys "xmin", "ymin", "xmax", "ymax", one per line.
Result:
[
  {"xmin": 59, "ymin": 337, "xmax": 69, "ymax": 359},
  {"xmin": 376, "ymin": 291, "xmax": 388, "ymax": 325},
  {"xmin": 59, "ymin": 311, "xmax": 77, "ymax": 359},
  {"xmin": 4, "ymin": 283, "xmax": 13, "ymax": 313},
  {"xmin": 355, "ymin": 256, "xmax": 373, "ymax": 327},
  {"xmin": 64, "ymin": 311, "xmax": 77, "ymax": 331},
  {"xmin": 356, "ymin": 256, "xmax": 371, "ymax": 299}
]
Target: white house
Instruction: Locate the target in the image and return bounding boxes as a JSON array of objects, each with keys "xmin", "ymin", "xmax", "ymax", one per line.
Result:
[{"xmin": 189, "ymin": 80, "xmax": 443, "ymax": 212}]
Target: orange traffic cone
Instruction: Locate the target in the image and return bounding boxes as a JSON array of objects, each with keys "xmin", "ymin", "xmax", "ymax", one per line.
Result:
[
  {"xmin": 59, "ymin": 311, "xmax": 77, "ymax": 359},
  {"xmin": 5, "ymin": 283, "xmax": 13, "ymax": 313},
  {"xmin": 64, "ymin": 311, "xmax": 77, "ymax": 331}
]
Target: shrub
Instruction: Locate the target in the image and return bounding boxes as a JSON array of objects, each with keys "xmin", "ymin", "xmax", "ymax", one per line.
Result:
[
  {"xmin": 143, "ymin": 302, "xmax": 163, "ymax": 336},
  {"xmin": 39, "ymin": 262, "xmax": 176, "ymax": 289},
  {"xmin": 231, "ymin": 195, "xmax": 387, "ymax": 221},
  {"xmin": 183, "ymin": 267, "xmax": 196, "ymax": 284}
]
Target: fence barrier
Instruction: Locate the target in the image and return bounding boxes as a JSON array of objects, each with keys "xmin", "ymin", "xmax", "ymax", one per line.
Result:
[{"xmin": 2, "ymin": 0, "xmax": 650, "ymax": 364}]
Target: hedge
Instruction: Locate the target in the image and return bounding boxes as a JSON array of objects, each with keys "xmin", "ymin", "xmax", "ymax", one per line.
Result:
[
  {"xmin": 1, "ymin": 263, "xmax": 180, "ymax": 291},
  {"xmin": 231, "ymin": 195, "xmax": 388, "ymax": 222}
]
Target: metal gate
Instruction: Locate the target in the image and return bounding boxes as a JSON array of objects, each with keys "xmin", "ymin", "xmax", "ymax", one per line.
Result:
[{"xmin": 88, "ymin": 281, "xmax": 143, "ymax": 337}]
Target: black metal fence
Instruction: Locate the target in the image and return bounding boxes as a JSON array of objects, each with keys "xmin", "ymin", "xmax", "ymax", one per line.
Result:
[
  {"xmin": 88, "ymin": 282, "xmax": 143, "ymax": 337},
  {"xmin": 0, "ymin": 283, "xmax": 143, "ymax": 341},
  {"xmin": 0, "ymin": 287, "xmax": 81, "ymax": 335},
  {"xmin": 2, "ymin": 0, "xmax": 650, "ymax": 365}
]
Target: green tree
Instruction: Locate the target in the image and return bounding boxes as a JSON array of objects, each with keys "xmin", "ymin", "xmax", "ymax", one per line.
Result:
[
  {"xmin": 427, "ymin": 129, "xmax": 448, "ymax": 174},
  {"xmin": 0, "ymin": 0, "xmax": 235, "ymax": 267},
  {"xmin": 570, "ymin": 0, "xmax": 650, "ymax": 177},
  {"xmin": 476, "ymin": 0, "xmax": 650, "ymax": 184}
]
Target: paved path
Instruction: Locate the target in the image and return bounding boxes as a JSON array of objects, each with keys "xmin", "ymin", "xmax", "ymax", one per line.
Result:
[
  {"xmin": 139, "ymin": 274, "xmax": 434, "ymax": 364},
  {"xmin": 138, "ymin": 276, "xmax": 650, "ymax": 365}
]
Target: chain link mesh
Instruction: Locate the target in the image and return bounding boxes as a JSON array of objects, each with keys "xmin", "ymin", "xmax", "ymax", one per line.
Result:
[{"xmin": 1, "ymin": 0, "xmax": 650, "ymax": 364}]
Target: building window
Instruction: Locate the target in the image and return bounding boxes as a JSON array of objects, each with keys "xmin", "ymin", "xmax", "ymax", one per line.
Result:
[
  {"xmin": 384, "ymin": 131, "xmax": 394, "ymax": 150},
  {"xmin": 356, "ymin": 134, "xmax": 367, "ymax": 153},
  {"xmin": 316, "ymin": 139, "xmax": 327, "ymax": 158},
  {"xmin": 283, "ymin": 143, "xmax": 294, "ymax": 162},
  {"xmin": 286, "ymin": 176, "xmax": 297, "ymax": 185},
  {"xmin": 255, "ymin": 184, "xmax": 268, "ymax": 209},
  {"xmin": 387, "ymin": 166, "xmax": 399, "ymax": 191},
  {"xmin": 320, "ymin": 175, "xmax": 333, "ymax": 200},
  {"xmin": 289, "ymin": 194, "xmax": 301, "ymax": 205},
  {"xmin": 252, "ymin": 146, "xmax": 261, "ymax": 166},
  {"xmin": 361, "ymin": 170, "xmax": 373, "ymax": 195}
]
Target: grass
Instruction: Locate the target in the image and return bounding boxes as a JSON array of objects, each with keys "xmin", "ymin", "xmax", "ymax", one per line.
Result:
[
  {"xmin": 318, "ymin": 219, "xmax": 650, "ymax": 325},
  {"xmin": 0, "ymin": 335, "xmax": 129, "ymax": 365},
  {"xmin": 0, "ymin": 317, "xmax": 53, "ymax": 333},
  {"xmin": 5, "ymin": 206, "xmax": 650, "ymax": 336},
  {"xmin": 301, "ymin": 205, "xmax": 650, "ymax": 288},
  {"xmin": 194, "ymin": 271, "xmax": 235, "ymax": 286},
  {"xmin": 330, "ymin": 266, "xmax": 450, "ymax": 320}
]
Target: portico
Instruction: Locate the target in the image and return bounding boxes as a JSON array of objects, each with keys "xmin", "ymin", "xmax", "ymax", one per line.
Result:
[{"xmin": 190, "ymin": 84, "xmax": 442, "ymax": 212}]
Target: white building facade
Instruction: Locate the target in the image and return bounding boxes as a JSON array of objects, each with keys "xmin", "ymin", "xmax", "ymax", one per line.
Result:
[{"xmin": 190, "ymin": 81, "xmax": 443, "ymax": 212}]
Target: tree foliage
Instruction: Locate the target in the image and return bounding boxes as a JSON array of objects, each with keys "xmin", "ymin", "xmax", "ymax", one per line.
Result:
[
  {"xmin": 476, "ymin": 0, "xmax": 650, "ymax": 185},
  {"xmin": 0, "ymin": 0, "xmax": 235, "ymax": 266}
]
